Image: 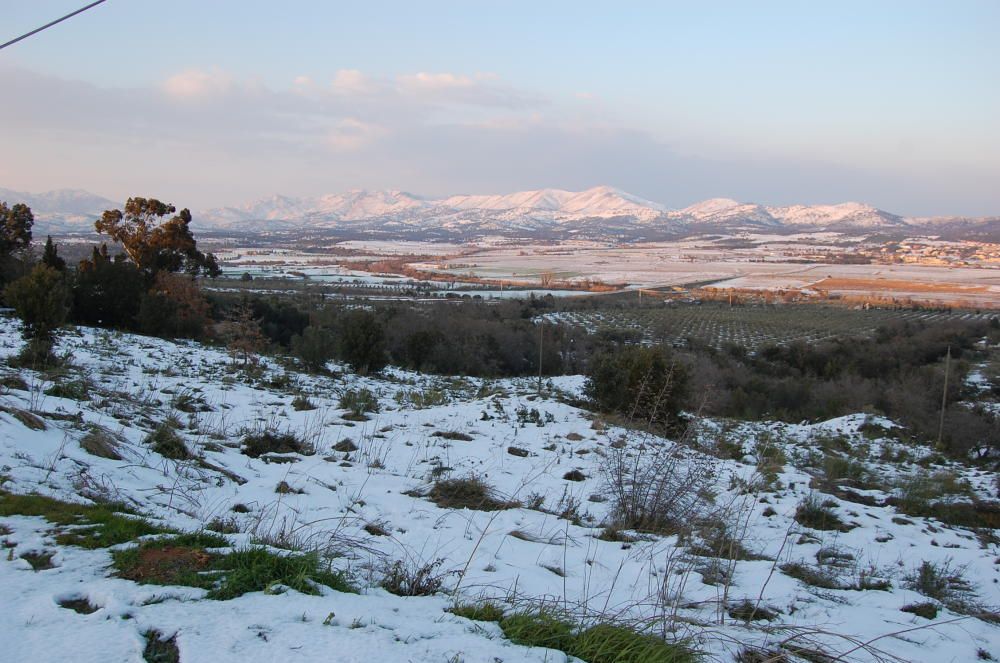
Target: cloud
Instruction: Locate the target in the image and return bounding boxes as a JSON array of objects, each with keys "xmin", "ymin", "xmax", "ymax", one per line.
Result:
[
  {"xmin": 395, "ymin": 71, "xmax": 542, "ymax": 108},
  {"xmin": 1, "ymin": 64, "xmax": 997, "ymax": 216},
  {"xmin": 398, "ymin": 72, "xmax": 475, "ymax": 90},
  {"xmin": 330, "ymin": 69, "xmax": 376, "ymax": 95},
  {"xmin": 162, "ymin": 68, "xmax": 235, "ymax": 99},
  {"xmin": 326, "ymin": 118, "xmax": 387, "ymax": 152}
]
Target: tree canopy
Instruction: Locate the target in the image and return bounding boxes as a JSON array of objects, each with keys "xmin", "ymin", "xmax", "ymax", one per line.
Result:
[
  {"xmin": 95, "ymin": 197, "xmax": 219, "ymax": 278},
  {"xmin": 0, "ymin": 202, "xmax": 33, "ymax": 257}
]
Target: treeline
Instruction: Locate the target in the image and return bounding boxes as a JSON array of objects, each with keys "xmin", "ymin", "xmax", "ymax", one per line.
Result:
[
  {"xmin": 1, "ymin": 197, "xmax": 219, "ymax": 365},
  {"xmin": 236, "ymin": 296, "xmax": 595, "ymax": 377},
  {"xmin": 586, "ymin": 319, "xmax": 1000, "ymax": 458},
  {"xmin": 686, "ymin": 320, "xmax": 1000, "ymax": 457}
]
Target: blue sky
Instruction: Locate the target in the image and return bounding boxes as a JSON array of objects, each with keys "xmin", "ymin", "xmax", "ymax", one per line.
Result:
[{"xmin": 1, "ymin": 0, "xmax": 998, "ymax": 215}]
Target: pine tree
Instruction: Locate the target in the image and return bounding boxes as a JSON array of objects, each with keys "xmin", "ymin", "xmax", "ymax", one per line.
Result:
[{"xmin": 41, "ymin": 236, "xmax": 66, "ymax": 272}]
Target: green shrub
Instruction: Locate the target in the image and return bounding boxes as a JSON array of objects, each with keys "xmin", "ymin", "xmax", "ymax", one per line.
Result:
[
  {"xmin": 780, "ymin": 562, "xmax": 843, "ymax": 590},
  {"xmin": 5, "ymin": 264, "xmax": 69, "ymax": 344},
  {"xmin": 337, "ymin": 310, "xmax": 387, "ymax": 375},
  {"xmin": 291, "ymin": 325, "xmax": 337, "ymax": 372},
  {"xmin": 339, "ymin": 388, "xmax": 379, "ymax": 415},
  {"xmin": 44, "ymin": 379, "xmax": 90, "ymax": 401},
  {"xmin": 901, "ymin": 602, "xmax": 939, "ymax": 619},
  {"xmin": 143, "ymin": 630, "xmax": 179, "ymax": 663},
  {"xmin": 291, "ymin": 394, "xmax": 315, "ymax": 411},
  {"xmin": 585, "ymin": 345, "xmax": 689, "ymax": 431}
]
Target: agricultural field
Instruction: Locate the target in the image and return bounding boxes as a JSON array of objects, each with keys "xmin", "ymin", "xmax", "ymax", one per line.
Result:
[{"xmin": 541, "ymin": 302, "xmax": 995, "ymax": 351}]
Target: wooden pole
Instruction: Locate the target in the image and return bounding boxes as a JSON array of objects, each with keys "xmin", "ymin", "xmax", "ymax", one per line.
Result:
[
  {"xmin": 937, "ymin": 345, "xmax": 951, "ymax": 450},
  {"xmin": 537, "ymin": 323, "xmax": 544, "ymax": 394}
]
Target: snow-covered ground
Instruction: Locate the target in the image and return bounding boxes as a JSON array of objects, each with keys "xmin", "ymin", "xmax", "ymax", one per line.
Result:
[{"xmin": 0, "ymin": 319, "xmax": 997, "ymax": 662}]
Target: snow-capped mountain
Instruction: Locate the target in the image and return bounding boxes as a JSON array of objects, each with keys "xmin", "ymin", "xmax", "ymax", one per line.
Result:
[
  {"xmin": 440, "ymin": 186, "xmax": 666, "ymax": 220},
  {"xmin": 677, "ymin": 198, "xmax": 778, "ymax": 227},
  {"xmin": 207, "ymin": 190, "xmax": 429, "ymax": 226},
  {"xmin": 0, "ymin": 187, "xmax": 118, "ymax": 233},
  {"xmin": 768, "ymin": 202, "xmax": 904, "ymax": 228},
  {"xmin": 4, "ymin": 185, "xmax": 996, "ymax": 241}
]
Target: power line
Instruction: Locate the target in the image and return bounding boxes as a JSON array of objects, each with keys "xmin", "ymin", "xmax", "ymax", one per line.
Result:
[{"xmin": 0, "ymin": 0, "xmax": 108, "ymax": 51}]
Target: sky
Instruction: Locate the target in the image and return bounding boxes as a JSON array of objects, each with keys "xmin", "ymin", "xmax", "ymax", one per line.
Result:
[{"xmin": 1, "ymin": 0, "xmax": 998, "ymax": 216}]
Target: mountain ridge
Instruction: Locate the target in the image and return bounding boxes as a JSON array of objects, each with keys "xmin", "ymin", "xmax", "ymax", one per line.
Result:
[{"xmin": 4, "ymin": 185, "xmax": 997, "ymax": 239}]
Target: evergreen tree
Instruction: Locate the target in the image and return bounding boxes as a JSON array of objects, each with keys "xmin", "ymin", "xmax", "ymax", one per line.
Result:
[
  {"xmin": 4, "ymin": 264, "xmax": 69, "ymax": 365},
  {"xmin": 72, "ymin": 244, "xmax": 144, "ymax": 328},
  {"xmin": 41, "ymin": 236, "xmax": 66, "ymax": 272},
  {"xmin": 338, "ymin": 310, "xmax": 387, "ymax": 375},
  {"xmin": 0, "ymin": 202, "xmax": 33, "ymax": 257}
]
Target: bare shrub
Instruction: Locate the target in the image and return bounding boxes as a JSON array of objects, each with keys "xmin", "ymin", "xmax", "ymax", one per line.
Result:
[
  {"xmin": 146, "ymin": 423, "xmax": 190, "ymax": 460},
  {"xmin": 241, "ymin": 429, "xmax": 312, "ymax": 458},
  {"xmin": 427, "ymin": 476, "xmax": 517, "ymax": 511},
  {"xmin": 380, "ymin": 557, "xmax": 452, "ymax": 596},
  {"xmin": 602, "ymin": 437, "xmax": 715, "ymax": 534},
  {"xmin": 793, "ymin": 494, "xmax": 850, "ymax": 532},
  {"xmin": 80, "ymin": 425, "xmax": 122, "ymax": 460}
]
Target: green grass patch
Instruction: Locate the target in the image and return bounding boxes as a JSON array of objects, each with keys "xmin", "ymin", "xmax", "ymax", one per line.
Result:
[
  {"xmin": 499, "ymin": 611, "xmax": 695, "ymax": 662},
  {"xmin": 500, "ymin": 611, "xmax": 577, "ymax": 653},
  {"xmin": 113, "ymin": 536, "xmax": 354, "ymax": 600},
  {"xmin": 573, "ymin": 623, "xmax": 697, "ymax": 662},
  {"xmin": 339, "ymin": 388, "xmax": 380, "ymax": 415},
  {"xmin": 450, "ymin": 601, "xmax": 505, "ymax": 623},
  {"xmin": 0, "ymin": 491, "xmax": 169, "ymax": 548}
]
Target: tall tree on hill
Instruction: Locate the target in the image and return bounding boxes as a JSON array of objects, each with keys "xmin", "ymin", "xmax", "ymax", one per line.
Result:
[
  {"xmin": 0, "ymin": 202, "xmax": 33, "ymax": 257},
  {"xmin": 0, "ymin": 201, "xmax": 35, "ymax": 287},
  {"xmin": 41, "ymin": 236, "xmax": 66, "ymax": 272},
  {"xmin": 95, "ymin": 197, "xmax": 220, "ymax": 279}
]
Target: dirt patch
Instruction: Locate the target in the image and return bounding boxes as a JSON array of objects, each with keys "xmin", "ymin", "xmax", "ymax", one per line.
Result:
[
  {"xmin": 59, "ymin": 596, "xmax": 99, "ymax": 614},
  {"xmin": 21, "ymin": 550, "xmax": 56, "ymax": 571},
  {"xmin": 118, "ymin": 546, "xmax": 213, "ymax": 585},
  {"xmin": 814, "ymin": 277, "xmax": 988, "ymax": 294}
]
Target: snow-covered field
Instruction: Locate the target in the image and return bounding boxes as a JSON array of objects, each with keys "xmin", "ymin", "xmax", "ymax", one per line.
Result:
[{"xmin": 0, "ymin": 319, "xmax": 997, "ymax": 662}]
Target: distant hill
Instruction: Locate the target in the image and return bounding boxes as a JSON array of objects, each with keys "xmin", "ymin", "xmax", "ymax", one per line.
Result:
[{"xmin": 4, "ymin": 185, "xmax": 997, "ymax": 241}]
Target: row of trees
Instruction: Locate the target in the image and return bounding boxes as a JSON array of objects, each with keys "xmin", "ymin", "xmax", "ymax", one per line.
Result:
[{"xmin": 1, "ymin": 197, "xmax": 219, "ymax": 365}]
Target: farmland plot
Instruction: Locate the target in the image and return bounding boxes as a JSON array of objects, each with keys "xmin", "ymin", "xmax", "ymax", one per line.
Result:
[{"xmin": 541, "ymin": 303, "xmax": 995, "ymax": 350}]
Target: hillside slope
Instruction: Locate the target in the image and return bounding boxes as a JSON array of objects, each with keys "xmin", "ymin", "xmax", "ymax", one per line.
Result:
[{"xmin": 0, "ymin": 320, "xmax": 997, "ymax": 661}]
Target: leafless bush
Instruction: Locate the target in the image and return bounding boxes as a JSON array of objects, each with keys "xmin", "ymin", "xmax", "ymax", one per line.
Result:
[
  {"xmin": 380, "ymin": 557, "xmax": 454, "ymax": 596},
  {"xmin": 602, "ymin": 436, "xmax": 716, "ymax": 534}
]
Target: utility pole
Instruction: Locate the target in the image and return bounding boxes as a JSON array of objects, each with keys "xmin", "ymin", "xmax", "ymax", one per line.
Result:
[{"xmin": 937, "ymin": 345, "xmax": 951, "ymax": 450}]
